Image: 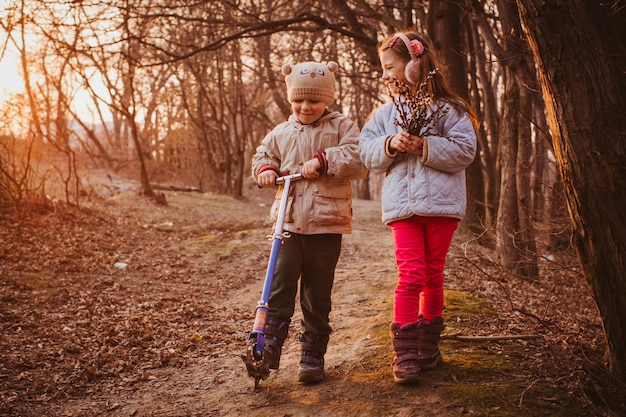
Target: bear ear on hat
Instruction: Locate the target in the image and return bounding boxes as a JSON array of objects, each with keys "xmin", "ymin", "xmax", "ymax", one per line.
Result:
[
  {"xmin": 282, "ymin": 64, "xmax": 293, "ymax": 76},
  {"xmin": 327, "ymin": 61, "xmax": 338, "ymax": 73}
]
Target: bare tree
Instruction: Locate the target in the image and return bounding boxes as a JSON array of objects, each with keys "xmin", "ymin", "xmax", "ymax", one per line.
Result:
[
  {"xmin": 468, "ymin": 0, "xmax": 542, "ymax": 278},
  {"xmin": 0, "ymin": 0, "xmax": 83, "ymax": 207},
  {"xmin": 427, "ymin": 0, "xmax": 487, "ymax": 234},
  {"xmin": 517, "ymin": 0, "xmax": 626, "ymax": 382},
  {"xmin": 466, "ymin": 10, "xmax": 501, "ymax": 227}
]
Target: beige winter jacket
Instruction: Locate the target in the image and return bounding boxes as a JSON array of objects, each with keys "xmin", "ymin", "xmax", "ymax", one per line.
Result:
[{"xmin": 252, "ymin": 111, "xmax": 367, "ymax": 235}]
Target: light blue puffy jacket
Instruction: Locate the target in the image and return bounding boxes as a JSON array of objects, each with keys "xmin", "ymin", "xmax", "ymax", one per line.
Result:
[{"xmin": 359, "ymin": 100, "xmax": 477, "ymax": 224}]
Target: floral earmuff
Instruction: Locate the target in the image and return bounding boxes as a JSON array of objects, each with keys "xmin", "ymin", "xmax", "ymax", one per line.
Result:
[{"xmin": 390, "ymin": 33, "xmax": 425, "ymax": 85}]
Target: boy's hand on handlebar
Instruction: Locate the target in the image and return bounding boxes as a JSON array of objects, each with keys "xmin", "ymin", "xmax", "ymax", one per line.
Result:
[
  {"xmin": 302, "ymin": 158, "xmax": 321, "ymax": 179},
  {"xmin": 257, "ymin": 170, "xmax": 279, "ymax": 188}
]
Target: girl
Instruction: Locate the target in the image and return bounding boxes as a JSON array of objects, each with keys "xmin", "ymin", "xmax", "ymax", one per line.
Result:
[{"xmin": 359, "ymin": 32, "xmax": 478, "ymax": 384}]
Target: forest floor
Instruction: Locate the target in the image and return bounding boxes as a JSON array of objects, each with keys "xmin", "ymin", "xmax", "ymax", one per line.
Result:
[{"xmin": 1, "ymin": 171, "xmax": 625, "ymax": 417}]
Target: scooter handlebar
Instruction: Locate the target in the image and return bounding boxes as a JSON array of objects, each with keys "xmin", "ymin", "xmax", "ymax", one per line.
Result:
[
  {"xmin": 275, "ymin": 173, "xmax": 304, "ymax": 185},
  {"xmin": 256, "ymin": 172, "xmax": 304, "ymax": 189}
]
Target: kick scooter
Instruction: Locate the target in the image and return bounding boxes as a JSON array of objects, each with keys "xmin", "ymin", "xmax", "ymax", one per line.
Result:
[{"xmin": 242, "ymin": 173, "xmax": 303, "ymax": 388}]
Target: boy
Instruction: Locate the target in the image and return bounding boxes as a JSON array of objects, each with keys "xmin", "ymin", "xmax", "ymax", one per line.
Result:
[{"xmin": 252, "ymin": 61, "xmax": 366, "ymax": 382}]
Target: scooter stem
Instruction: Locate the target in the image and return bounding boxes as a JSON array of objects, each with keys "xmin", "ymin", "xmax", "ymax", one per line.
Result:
[{"xmin": 250, "ymin": 173, "xmax": 303, "ymax": 359}]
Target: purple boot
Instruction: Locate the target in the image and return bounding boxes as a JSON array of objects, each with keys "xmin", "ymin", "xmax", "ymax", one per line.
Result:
[
  {"xmin": 263, "ymin": 318, "xmax": 289, "ymax": 370},
  {"xmin": 297, "ymin": 333, "xmax": 328, "ymax": 383},
  {"xmin": 417, "ymin": 316, "xmax": 445, "ymax": 370},
  {"xmin": 390, "ymin": 322, "xmax": 421, "ymax": 384}
]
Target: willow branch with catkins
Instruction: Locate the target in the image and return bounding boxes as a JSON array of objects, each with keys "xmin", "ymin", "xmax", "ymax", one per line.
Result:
[{"xmin": 390, "ymin": 69, "xmax": 450, "ymax": 138}]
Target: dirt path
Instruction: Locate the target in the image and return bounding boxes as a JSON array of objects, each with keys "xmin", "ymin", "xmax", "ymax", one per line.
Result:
[
  {"xmin": 1, "ymin": 178, "xmax": 623, "ymax": 417},
  {"xmin": 84, "ymin": 199, "xmax": 406, "ymax": 417}
]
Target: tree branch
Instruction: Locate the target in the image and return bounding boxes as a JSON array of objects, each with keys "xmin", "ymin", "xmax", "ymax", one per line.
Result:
[{"xmin": 442, "ymin": 332, "xmax": 542, "ymax": 341}]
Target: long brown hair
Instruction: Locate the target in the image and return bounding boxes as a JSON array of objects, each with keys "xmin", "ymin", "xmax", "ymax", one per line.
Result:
[{"xmin": 379, "ymin": 31, "xmax": 479, "ymax": 129}]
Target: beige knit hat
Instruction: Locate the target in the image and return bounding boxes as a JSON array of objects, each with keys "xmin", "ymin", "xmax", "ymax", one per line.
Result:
[{"xmin": 282, "ymin": 61, "xmax": 338, "ymax": 105}]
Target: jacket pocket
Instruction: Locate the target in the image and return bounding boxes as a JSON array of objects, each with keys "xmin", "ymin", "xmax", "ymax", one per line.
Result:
[{"xmin": 313, "ymin": 188, "xmax": 352, "ymax": 226}]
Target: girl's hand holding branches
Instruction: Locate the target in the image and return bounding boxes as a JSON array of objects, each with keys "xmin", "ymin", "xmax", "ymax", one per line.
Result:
[
  {"xmin": 390, "ymin": 70, "xmax": 449, "ymax": 147},
  {"xmin": 390, "ymin": 131, "xmax": 424, "ymax": 155}
]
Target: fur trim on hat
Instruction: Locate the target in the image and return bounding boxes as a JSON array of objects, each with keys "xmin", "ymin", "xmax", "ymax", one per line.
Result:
[{"xmin": 282, "ymin": 61, "xmax": 338, "ymax": 105}]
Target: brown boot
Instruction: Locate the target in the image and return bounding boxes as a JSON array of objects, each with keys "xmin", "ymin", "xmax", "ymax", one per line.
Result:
[
  {"xmin": 297, "ymin": 333, "xmax": 328, "ymax": 383},
  {"xmin": 263, "ymin": 318, "xmax": 289, "ymax": 370},
  {"xmin": 390, "ymin": 322, "xmax": 420, "ymax": 384},
  {"xmin": 417, "ymin": 316, "xmax": 445, "ymax": 370}
]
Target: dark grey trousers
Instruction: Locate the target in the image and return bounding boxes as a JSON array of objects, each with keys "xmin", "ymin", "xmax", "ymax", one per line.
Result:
[{"xmin": 268, "ymin": 233, "xmax": 342, "ymax": 337}]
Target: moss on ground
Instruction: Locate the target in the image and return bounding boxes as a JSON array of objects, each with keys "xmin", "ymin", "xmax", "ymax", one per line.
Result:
[{"xmin": 340, "ymin": 287, "xmax": 589, "ymax": 416}]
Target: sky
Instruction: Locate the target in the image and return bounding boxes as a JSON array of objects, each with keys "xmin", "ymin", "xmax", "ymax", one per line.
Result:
[
  {"xmin": 0, "ymin": 0, "xmax": 21, "ymax": 103},
  {"xmin": 0, "ymin": 37, "xmax": 111, "ymax": 125},
  {"xmin": 0, "ymin": 38, "xmax": 23, "ymax": 105},
  {"xmin": 0, "ymin": 0, "xmax": 111, "ymax": 124}
]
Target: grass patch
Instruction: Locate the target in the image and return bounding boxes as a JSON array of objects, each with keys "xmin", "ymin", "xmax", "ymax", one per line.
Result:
[{"xmin": 444, "ymin": 289, "xmax": 496, "ymax": 318}]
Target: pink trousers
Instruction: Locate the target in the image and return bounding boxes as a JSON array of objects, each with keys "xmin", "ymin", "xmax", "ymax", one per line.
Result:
[{"xmin": 390, "ymin": 215, "xmax": 458, "ymax": 325}]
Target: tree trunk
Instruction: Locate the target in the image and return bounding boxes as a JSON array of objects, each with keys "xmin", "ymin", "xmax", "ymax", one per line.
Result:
[
  {"xmin": 128, "ymin": 116, "xmax": 154, "ymax": 198},
  {"xmin": 515, "ymin": 87, "xmax": 538, "ymax": 279},
  {"xmin": 495, "ymin": 73, "xmax": 522, "ymax": 271},
  {"xmin": 427, "ymin": 0, "xmax": 486, "ymax": 233},
  {"xmin": 517, "ymin": 0, "xmax": 626, "ymax": 381},
  {"xmin": 467, "ymin": 15, "xmax": 501, "ymax": 228}
]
